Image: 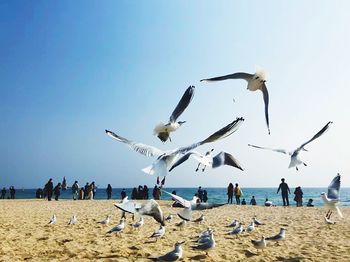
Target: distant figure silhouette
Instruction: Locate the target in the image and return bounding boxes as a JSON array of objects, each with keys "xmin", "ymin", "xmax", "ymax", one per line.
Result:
[
  {"xmin": 227, "ymin": 183, "xmax": 234, "ymax": 204},
  {"xmin": 250, "ymin": 196, "xmax": 257, "ymax": 205},
  {"xmin": 277, "ymin": 178, "xmax": 290, "ymax": 206}
]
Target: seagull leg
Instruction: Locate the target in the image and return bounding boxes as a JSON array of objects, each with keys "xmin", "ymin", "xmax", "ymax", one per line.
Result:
[
  {"xmin": 296, "ymin": 166, "xmax": 299, "ymax": 171},
  {"xmin": 303, "ymin": 162, "xmax": 307, "ymax": 166},
  {"xmin": 195, "ymin": 163, "xmax": 201, "ymax": 172},
  {"xmin": 202, "ymin": 166, "xmax": 206, "ymax": 172}
]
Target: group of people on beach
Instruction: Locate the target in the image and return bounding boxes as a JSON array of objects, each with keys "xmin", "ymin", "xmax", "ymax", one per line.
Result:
[
  {"xmin": 227, "ymin": 183, "xmax": 243, "ymax": 204},
  {"xmin": 131, "ymin": 185, "xmax": 150, "ymax": 200},
  {"xmin": 0, "ymin": 186, "xmax": 16, "ymax": 199}
]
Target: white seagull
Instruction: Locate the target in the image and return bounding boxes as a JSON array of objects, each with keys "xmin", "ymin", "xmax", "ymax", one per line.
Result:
[
  {"xmin": 248, "ymin": 121, "xmax": 333, "ymax": 170},
  {"xmin": 253, "ymin": 217, "xmax": 264, "ymax": 226},
  {"xmin": 321, "ymin": 173, "xmax": 343, "ymax": 219},
  {"xmin": 68, "ymin": 215, "xmax": 77, "ymax": 225},
  {"xmin": 106, "ymin": 117, "xmax": 244, "ymax": 177},
  {"xmin": 246, "ymin": 221, "xmax": 255, "ymax": 233},
  {"xmin": 176, "ymin": 219, "xmax": 187, "ymax": 230},
  {"xmin": 132, "ymin": 216, "xmax": 144, "ymax": 229},
  {"xmin": 169, "ymin": 149, "xmax": 243, "ymax": 173},
  {"xmin": 107, "ymin": 219, "xmax": 125, "ymax": 234},
  {"xmin": 97, "ymin": 215, "xmax": 112, "ymax": 225},
  {"xmin": 150, "ymin": 225, "xmax": 166, "ymax": 241},
  {"xmin": 266, "ymin": 228, "xmax": 286, "ymax": 242},
  {"xmin": 192, "ymin": 230, "xmax": 215, "ymax": 256},
  {"xmin": 114, "ymin": 197, "xmax": 165, "ymax": 225},
  {"xmin": 151, "ymin": 241, "xmax": 185, "ymax": 261},
  {"xmin": 227, "ymin": 219, "xmax": 238, "ymax": 227},
  {"xmin": 228, "ymin": 224, "xmax": 243, "ymax": 236},
  {"xmin": 48, "ymin": 214, "xmax": 57, "ymax": 225},
  {"xmin": 251, "ymin": 236, "xmax": 267, "ymax": 253},
  {"xmin": 192, "ymin": 214, "xmax": 205, "ymax": 223},
  {"xmin": 201, "ymin": 68, "xmax": 270, "ymax": 134},
  {"xmin": 154, "ymin": 85, "xmax": 195, "ymax": 143}
]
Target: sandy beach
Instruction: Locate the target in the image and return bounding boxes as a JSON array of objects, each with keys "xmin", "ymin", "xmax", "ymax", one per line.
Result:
[{"xmin": 0, "ymin": 199, "xmax": 349, "ymax": 261}]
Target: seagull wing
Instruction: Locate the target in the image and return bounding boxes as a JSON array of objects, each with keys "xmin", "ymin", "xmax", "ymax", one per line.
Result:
[
  {"xmin": 138, "ymin": 199, "xmax": 164, "ymax": 225},
  {"xmin": 212, "ymin": 151, "xmax": 244, "ymax": 171},
  {"xmin": 248, "ymin": 144, "xmax": 289, "ymax": 155},
  {"xmin": 168, "ymin": 151, "xmax": 203, "ymax": 172},
  {"xmin": 261, "ymin": 82, "xmax": 270, "ymax": 134},
  {"xmin": 114, "ymin": 200, "xmax": 141, "ymax": 214},
  {"xmin": 200, "ymin": 72, "xmax": 253, "ymax": 82},
  {"xmin": 105, "ymin": 130, "xmax": 163, "ymax": 157},
  {"xmin": 327, "ymin": 174, "xmax": 341, "ymax": 200},
  {"xmin": 297, "ymin": 121, "xmax": 333, "ymax": 151},
  {"xmin": 175, "ymin": 117, "xmax": 244, "ymax": 155},
  {"xmin": 169, "ymin": 85, "xmax": 195, "ymax": 123},
  {"xmin": 162, "ymin": 190, "xmax": 191, "ymax": 208}
]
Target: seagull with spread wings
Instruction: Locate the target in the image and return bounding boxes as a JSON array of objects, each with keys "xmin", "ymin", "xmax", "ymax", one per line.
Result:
[
  {"xmin": 201, "ymin": 68, "xmax": 270, "ymax": 134},
  {"xmin": 153, "ymin": 85, "xmax": 195, "ymax": 143},
  {"xmin": 106, "ymin": 117, "xmax": 244, "ymax": 177},
  {"xmin": 321, "ymin": 173, "xmax": 343, "ymax": 219},
  {"xmin": 248, "ymin": 121, "xmax": 332, "ymax": 170},
  {"xmin": 169, "ymin": 148, "xmax": 243, "ymax": 173}
]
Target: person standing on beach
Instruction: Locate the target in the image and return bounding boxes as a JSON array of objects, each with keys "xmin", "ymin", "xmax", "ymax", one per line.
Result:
[
  {"xmin": 9, "ymin": 186, "xmax": 16, "ymax": 199},
  {"xmin": 197, "ymin": 186, "xmax": 204, "ymax": 202},
  {"xmin": 91, "ymin": 182, "xmax": 97, "ymax": 199},
  {"xmin": 121, "ymin": 188, "xmax": 127, "ymax": 200},
  {"xmin": 71, "ymin": 181, "xmax": 79, "ymax": 200},
  {"xmin": 227, "ymin": 183, "xmax": 234, "ymax": 204},
  {"xmin": 45, "ymin": 179, "xmax": 54, "ymax": 201},
  {"xmin": 1, "ymin": 187, "xmax": 6, "ymax": 199},
  {"xmin": 203, "ymin": 190, "xmax": 208, "ymax": 203},
  {"xmin": 250, "ymin": 196, "xmax": 257, "ymax": 205},
  {"xmin": 234, "ymin": 183, "xmax": 242, "ymax": 205},
  {"xmin": 79, "ymin": 187, "xmax": 85, "ymax": 200},
  {"xmin": 143, "ymin": 185, "xmax": 149, "ymax": 199},
  {"xmin": 277, "ymin": 178, "xmax": 291, "ymax": 206},
  {"xmin": 106, "ymin": 184, "xmax": 112, "ymax": 200},
  {"xmin": 53, "ymin": 183, "xmax": 62, "ymax": 201},
  {"xmin": 293, "ymin": 186, "xmax": 303, "ymax": 207}
]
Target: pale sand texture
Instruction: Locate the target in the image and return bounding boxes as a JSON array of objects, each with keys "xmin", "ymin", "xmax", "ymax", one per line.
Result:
[{"xmin": 0, "ymin": 200, "xmax": 349, "ymax": 261}]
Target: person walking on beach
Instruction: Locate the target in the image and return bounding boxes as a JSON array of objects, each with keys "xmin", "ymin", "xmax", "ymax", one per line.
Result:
[
  {"xmin": 53, "ymin": 183, "xmax": 62, "ymax": 201},
  {"xmin": 143, "ymin": 185, "xmax": 149, "ymax": 199},
  {"xmin": 227, "ymin": 183, "xmax": 234, "ymax": 204},
  {"xmin": 1, "ymin": 187, "xmax": 6, "ymax": 199},
  {"xmin": 197, "ymin": 186, "xmax": 204, "ymax": 202},
  {"xmin": 45, "ymin": 179, "xmax": 54, "ymax": 201},
  {"xmin": 234, "ymin": 183, "xmax": 242, "ymax": 205},
  {"xmin": 250, "ymin": 196, "xmax": 257, "ymax": 205},
  {"xmin": 121, "ymin": 188, "xmax": 127, "ymax": 200},
  {"xmin": 277, "ymin": 178, "xmax": 291, "ymax": 206},
  {"xmin": 294, "ymin": 186, "xmax": 303, "ymax": 207},
  {"xmin": 71, "ymin": 181, "xmax": 79, "ymax": 200},
  {"xmin": 106, "ymin": 184, "xmax": 112, "ymax": 200}
]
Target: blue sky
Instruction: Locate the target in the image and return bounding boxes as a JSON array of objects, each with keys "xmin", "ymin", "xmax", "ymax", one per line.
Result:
[{"xmin": 1, "ymin": 1, "xmax": 349, "ymax": 189}]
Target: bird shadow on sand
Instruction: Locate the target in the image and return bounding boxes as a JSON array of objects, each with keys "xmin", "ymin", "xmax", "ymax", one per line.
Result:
[
  {"xmin": 276, "ymin": 256, "xmax": 304, "ymax": 262},
  {"xmin": 189, "ymin": 254, "xmax": 208, "ymax": 260}
]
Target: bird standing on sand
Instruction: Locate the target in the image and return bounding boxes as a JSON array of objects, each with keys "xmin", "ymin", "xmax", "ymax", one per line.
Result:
[
  {"xmin": 201, "ymin": 68, "xmax": 270, "ymax": 134},
  {"xmin": 253, "ymin": 217, "xmax": 264, "ymax": 226},
  {"xmin": 176, "ymin": 220, "xmax": 187, "ymax": 230},
  {"xmin": 251, "ymin": 236, "xmax": 267, "ymax": 253},
  {"xmin": 248, "ymin": 121, "xmax": 332, "ymax": 170},
  {"xmin": 48, "ymin": 214, "xmax": 56, "ymax": 225},
  {"xmin": 106, "ymin": 117, "xmax": 244, "ymax": 178},
  {"xmin": 228, "ymin": 224, "xmax": 243, "ymax": 236},
  {"xmin": 107, "ymin": 219, "xmax": 125, "ymax": 234},
  {"xmin": 153, "ymin": 85, "xmax": 195, "ymax": 143},
  {"xmin": 68, "ymin": 215, "xmax": 77, "ymax": 225},
  {"xmin": 192, "ymin": 230, "xmax": 215, "ymax": 256},
  {"xmin": 193, "ymin": 214, "xmax": 205, "ymax": 223},
  {"xmin": 227, "ymin": 219, "xmax": 237, "ymax": 227},
  {"xmin": 97, "ymin": 215, "xmax": 112, "ymax": 225},
  {"xmin": 151, "ymin": 241, "xmax": 185, "ymax": 261},
  {"xmin": 246, "ymin": 221, "xmax": 255, "ymax": 233},
  {"xmin": 150, "ymin": 225, "xmax": 165, "ymax": 241},
  {"xmin": 132, "ymin": 216, "xmax": 144, "ymax": 229},
  {"xmin": 266, "ymin": 228, "xmax": 286, "ymax": 242},
  {"xmin": 321, "ymin": 173, "xmax": 343, "ymax": 219}
]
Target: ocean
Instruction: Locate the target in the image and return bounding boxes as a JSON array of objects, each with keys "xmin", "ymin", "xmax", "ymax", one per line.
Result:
[{"xmin": 3, "ymin": 187, "xmax": 350, "ymax": 207}]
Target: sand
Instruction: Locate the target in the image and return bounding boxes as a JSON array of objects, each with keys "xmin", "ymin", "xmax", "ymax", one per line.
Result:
[{"xmin": 0, "ymin": 199, "xmax": 349, "ymax": 261}]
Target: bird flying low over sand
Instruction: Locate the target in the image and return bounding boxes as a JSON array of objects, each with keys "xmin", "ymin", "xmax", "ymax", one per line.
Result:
[
  {"xmin": 114, "ymin": 197, "xmax": 165, "ymax": 225},
  {"xmin": 162, "ymin": 190, "xmax": 225, "ymax": 221},
  {"xmin": 154, "ymin": 85, "xmax": 195, "ymax": 143},
  {"xmin": 321, "ymin": 173, "xmax": 343, "ymax": 219},
  {"xmin": 248, "ymin": 121, "xmax": 332, "ymax": 170},
  {"xmin": 106, "ymin": 117, "xmax": 244, "ymax": 177},
  {"xmin": 169, "ymin": 149, "xmax": 243, "ymax": 172},
  {"xmin": 201, "ymin": 68, "xmax": 270, "ymax": 134}
]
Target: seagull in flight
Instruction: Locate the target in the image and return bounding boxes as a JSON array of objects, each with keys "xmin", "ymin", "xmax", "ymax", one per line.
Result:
[
  {"xmin": 248, "ymin": 121, "xmax": 333, "ymax": 170},
  {"xmin": 321, "ymin": 173, "xmax": 343, "ymax": 219},
  {"xmin": 106, "ymin": 117, "xmax": 244, "ymax": 177},
  {"xmin": 114, "ymin": 197, "xmax": 165, "ymax": 225},
  {"xmin": 169, "ymin": 149, "xmax": 243, "ymax": 172},
  {"xmin": 163, "ymin": 190, "xmax": 225, "ymax": 221},
  {"xmin": 154, "ymin": 85, "xmax": 195, "ymax": 143},
  {"xmin": 201, "ymin": 68, "xmax": 270, "ymax": 134}
]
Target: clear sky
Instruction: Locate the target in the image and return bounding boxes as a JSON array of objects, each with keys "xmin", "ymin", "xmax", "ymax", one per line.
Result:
[{"xmin": 1, "ymin": 1, "xmax": 349, "ymax": 189}]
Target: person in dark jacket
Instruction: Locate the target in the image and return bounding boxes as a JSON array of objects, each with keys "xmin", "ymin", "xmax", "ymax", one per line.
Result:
[
  {"xmin": 143, "ymin": 185, "xmax": 149, "ymax": 199},
  {"xmin": 277, "ymin": 178, "xmax": 291, "ymax": 206},
  {"xmin": 294, "ymin": 186, "xmax": 303, "ymax": 207},
  {"xmin": 121, "ymin": 188, "xmax": 127, "ymax": 200},
  {"xmin": 106, "ymin": 184, "xmax": 112, "ymax": 200},
  {"xmin": 45, "ymin": 179, "xmax": 54, "ymax": 201},
  {"xmin": 131, "ymin": 187, "xmax": 138, "ymax": 200},
  {"xmin": 53, "ymin": 183, "xmax": 62, "ymax": 201},
  {"xmin": 203, "ymin": 190, "xmax": 208, "ymax": 203},
  {"xmin": 227, "ymin": 183, "xmax": 234, "ymax": 204},
  {"xmin": 1, "ymin": 187, "xmax": 6, "ymax": 199}
]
